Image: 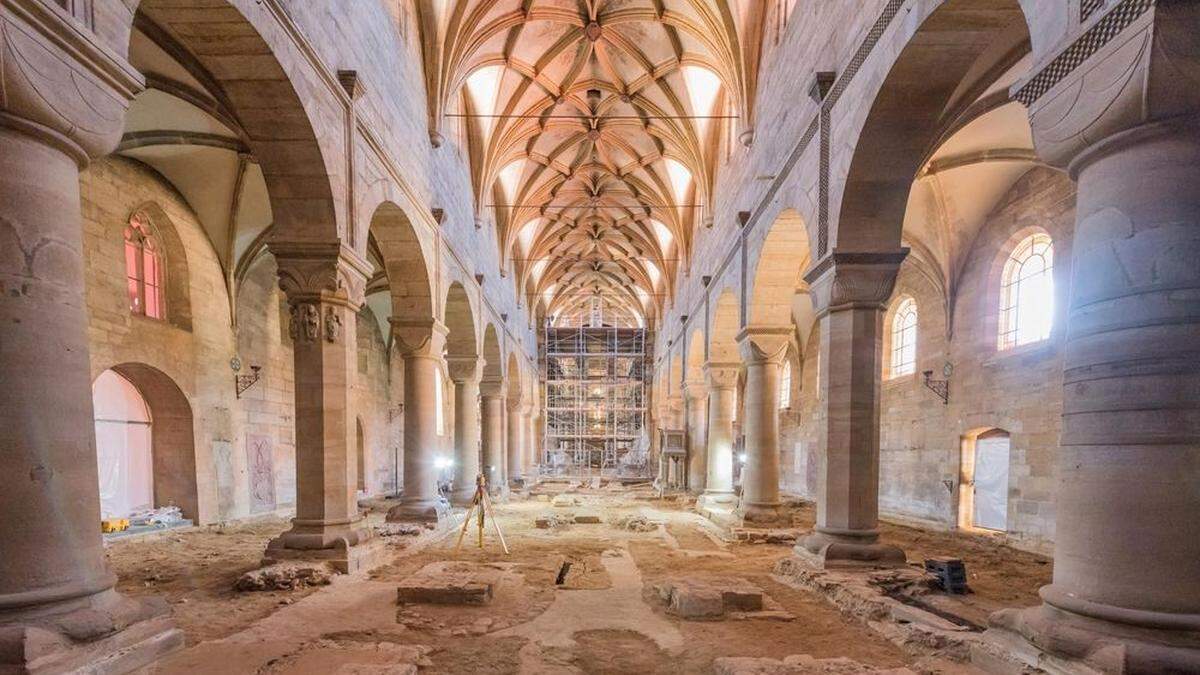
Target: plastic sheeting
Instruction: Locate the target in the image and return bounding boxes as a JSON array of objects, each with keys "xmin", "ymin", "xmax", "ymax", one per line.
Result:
[
  {"xmin": 93, "ymin": 370, "xmax": 154, "ymax": 519},
  {"xmin": 973, "ymin": 434, "xmax": 1010, "ymax": 531}
]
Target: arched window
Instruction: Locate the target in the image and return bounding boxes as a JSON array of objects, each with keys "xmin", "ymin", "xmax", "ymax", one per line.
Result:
[
  {"xmin": 999, "ymin": 233, "xmax": 1054, "ymax": 350},
  {"xmin": 890, "ymin": 297, "xmax": 918, "ymax": 378},
  {"xmin": 124, "ymin": 212, "xmax": 165, "ymax": 320},
  {"xmin": 779, "ymin": 359, "xmax": 792, "ymax": 409}
]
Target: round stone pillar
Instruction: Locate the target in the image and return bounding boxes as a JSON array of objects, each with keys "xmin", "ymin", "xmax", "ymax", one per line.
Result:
[
  {"xmin": 794, "ymin": 252, "xmax": 907, "ymax": 566},
  {"xmin": 523, "ymin": 409, "xmax": 538, "ymax": 479},
  {"xmin": 736, "ymin": 328, "xmax": 791, "ymax": 525},
  {"xmin": 990, "ymin": 121, "xmax": 1200, "ymax": 670},
  {"xmin": 387, "ymin": 320, "xmax": 449, "ymax": 522},
  {"xmin": 684, "ymin": 381, "xmax": 708, "ymax": 492},
  {"xmin": 700, "ymin": 362, "xmax": 740, "ymax": 508},
  {"xmin": 480, "ymin": 380, "xmax": 507, "ymax": 494},
  {"xmin": 507, "ymin": 400, "xmax": 527, "ymax": 486},
  {"xmin": 446, "ymin": 357, "xmax": 483, "ymax": 505},
  {"xmin": 0, "ymin": 6, "xmax": 184, "ymax": 669},
  {"xmin": 984, "ymin": 7, "xmax": 1200, "ymax": 669}
]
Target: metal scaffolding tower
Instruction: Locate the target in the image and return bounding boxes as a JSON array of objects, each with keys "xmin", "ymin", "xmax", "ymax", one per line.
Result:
[{"xmin": 541, "ymin": 325, "xmax": 650, "ymax": 479}]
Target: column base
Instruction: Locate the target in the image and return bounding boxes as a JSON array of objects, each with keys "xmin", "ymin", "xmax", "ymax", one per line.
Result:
[
  {"xmin": 737, "ymin": 501, "xmax": 791, "ymax": 527},
  {"xmin": 793, "ymin": 528, "xmax": 906, "ymax": 569},
  {"xmin": 0, "ymin": 590, "xmax": 184, "ymax": 674},
  {"xmin": 696, "ymin": 491, "xmax": 739, "ymax": 525},
  {"xmin": 264, "ymin": 518, "xmax": 382, "ymax": 574},
  {"xmin": 973, "ymin": 600, "xmax": 1200, "ymax": 674},
  {"xmin": 449, "ymin": 489, "xmax": 477, "ymax": 508},
  {"xmin": 385, "ymin": 498, "xmax": 450, "ymax": 526}
]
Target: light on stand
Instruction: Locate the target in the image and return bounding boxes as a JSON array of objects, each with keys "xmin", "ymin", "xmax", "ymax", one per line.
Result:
[{"xmin": 738, "ymin": 453, "xmax": 748, "ymax": 463}]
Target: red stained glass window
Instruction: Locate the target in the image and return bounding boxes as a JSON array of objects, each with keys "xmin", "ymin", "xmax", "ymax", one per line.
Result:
[{"xmin": 125, "ymin": 213, "xmax": 165, "ymax": 320}]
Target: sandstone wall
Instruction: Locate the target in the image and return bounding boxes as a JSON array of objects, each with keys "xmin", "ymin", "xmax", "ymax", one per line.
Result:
[
  {"xmin": 81, "ymin": 157, "xmax": 397, "ymax": 524},
  {"xmin": 776, "ymin": 168, "xmax": 1074, "ymax": 553}
]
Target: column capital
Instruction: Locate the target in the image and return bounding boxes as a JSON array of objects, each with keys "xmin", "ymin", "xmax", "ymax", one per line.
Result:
[
  {"xmin": 802, "ymin": 249, "xmax": 908, "ymax": 316},
  {"xmin": 507, "ymin": 394, "xmax": 527, "ymax": 412},
  {"xmin": 272, "ymin": 242, "xmax": 371, "ymax": 307},
  {"xmin": 683, "ymin": 380, "xmax": 707, "ymax": 402},
  {"xmin": 1, "ymin": 1, "xmax": 144, "ymax": 163},
  {"xmin": 445, "ymin": 356, "xmax": 484, "ymax": 383},
  {"xmin": 703, "ymin": 361, "xmax": 740, "ymax": 390},
  {"xmin": 390, "ymin": 317, "xmax": 448, "ymax": 358},
  {"xmin": 737, "ymin": 326, "xmax": 791, "ymax": 366},
  {"xmin": 480, "ymin": 377, "xmax": 507, "ymax": 398},
  {"xmin": 1016, "ymin": 2, "xmax": 1200, "ymax": 170}
]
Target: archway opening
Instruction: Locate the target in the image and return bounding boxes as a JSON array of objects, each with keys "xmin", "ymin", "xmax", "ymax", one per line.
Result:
[
  {"xmin": 93, "ymin": 364, "xmax": 199, "ymax": 524},
  {"xmin": 94, "ymin": 370, "xmax": 154, "ymax": 520},
  {"xmin": 959, "ymin": 428, "xmax": 1012, "ymax": 532}
]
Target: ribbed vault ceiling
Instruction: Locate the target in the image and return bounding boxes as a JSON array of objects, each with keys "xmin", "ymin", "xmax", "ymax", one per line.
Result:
[{"xmin": 420, "ymin": 0, "xmax": 763, "ymax": 327}]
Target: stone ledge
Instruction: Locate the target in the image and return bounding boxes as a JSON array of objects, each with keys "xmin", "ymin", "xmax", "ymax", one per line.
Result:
[
  {"xmin": 396, "ymin": 562, "xmax": 503, "ymax": 606},
  {"xmin": 773, "ymin": 557, "xmax": 984, "ymax": 662}
]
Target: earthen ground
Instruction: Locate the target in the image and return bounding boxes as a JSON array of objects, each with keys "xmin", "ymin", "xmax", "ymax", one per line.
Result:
[{"xmin": 104, "ymin": 492, "xmax": 1050, "ymax": 673}]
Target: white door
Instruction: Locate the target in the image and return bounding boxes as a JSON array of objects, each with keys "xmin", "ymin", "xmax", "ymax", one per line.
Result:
[
  {"xmin": 93, "ymin": 370, "xmax": 154, "ymax": 519},
  {"xmin": 973, "ymin": 433, "xmax": 1010, "ymax": 531}
]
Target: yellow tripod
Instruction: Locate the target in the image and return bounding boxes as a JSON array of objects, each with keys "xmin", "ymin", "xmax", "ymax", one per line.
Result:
[{"xmin": 454, "ymin": 473, "xmax": 510, "ymax": 554}]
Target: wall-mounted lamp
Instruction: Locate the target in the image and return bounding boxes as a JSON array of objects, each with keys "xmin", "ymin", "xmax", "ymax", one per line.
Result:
[
  {"xmin": 922, "ymin": 363, "xmax": 952, "ymax": 405},
  {"xmin": 231, "ymin": 356, "xmax": 262, "ymax": 399}
]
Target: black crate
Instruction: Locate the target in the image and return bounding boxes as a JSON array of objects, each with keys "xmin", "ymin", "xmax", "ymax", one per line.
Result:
[{"xmin": 924, "ymin": 557, "xmax": 968, "ymax": 593}]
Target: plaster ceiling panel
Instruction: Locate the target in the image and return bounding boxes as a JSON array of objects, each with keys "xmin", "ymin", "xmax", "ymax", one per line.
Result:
[
  {"xmin": 931, "ymin": 102, "xmax": 1034, "ymax": 160},
  {"xmin": 233, "ymin": 163, "xmax": 273, "ymax": 264},
  {"xmin": 124, "ymin": 89, "xmax": 236, "ymax": 137},
  {"xmin": 119, "ymin": 145, "xmax": 241, "ymax": 267},
  {"xmin": 981, "ymin": 53, "xmax": 1033, "ymax": 98},
  {"xmin": 128, "ymin": 28, "xmax": 206, "ymax": 91},
  {"xmin": 434, "ymin": 0, "xmax": 748, "ymax": 325},
  {"xmin": 915, "ymin": 161, "xmax": 1037, "ymax": 272},
  {"xmin": 364, "ymin": 292, "xmax": 393, "ymax": 344}
]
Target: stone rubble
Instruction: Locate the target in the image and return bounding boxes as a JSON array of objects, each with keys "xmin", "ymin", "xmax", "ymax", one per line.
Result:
[
  {"xmin": 731, "ymin": 527, "xmax": 800, "ymax": 545},
  {"xmin": 713, "ymin": 655, "xmax": 916, "ymax": 675},
  {"xmin": 374, "ymin": 523, "xmax": 424, "ymax": 538},
  {"xmin": 550, "ymin": 494, "xmax": 582, "ymax": 507},
  {"xmin": 772, "ymin": 557, "xmax": 982, "ymax": 661},
  {"xmin": 614, "ymin": 513, "xmax": 660, "ymax": 532},
  {"xmin": 234, "ymin": 563, "xmax": 334, "ymax": 592}
]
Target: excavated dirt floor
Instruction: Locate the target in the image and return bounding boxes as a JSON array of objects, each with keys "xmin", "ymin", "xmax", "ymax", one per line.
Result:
[{"xmin": 104, "ymin": 489, "xmax": 1051, "ymax": 673}]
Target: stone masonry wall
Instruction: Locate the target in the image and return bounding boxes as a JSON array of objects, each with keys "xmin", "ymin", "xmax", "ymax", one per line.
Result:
[
  {"xmin": 81, "ymin": 157, "xmax": 397, "ymax": 524},
  {"xmin": 777, "ymin": 168, "xmax": 1075, "ymax": 554}
]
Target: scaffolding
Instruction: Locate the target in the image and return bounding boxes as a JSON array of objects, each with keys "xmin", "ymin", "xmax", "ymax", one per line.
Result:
[{"xmin": 541, "ymin": 326, "xmax": 650, "ymax": 479}]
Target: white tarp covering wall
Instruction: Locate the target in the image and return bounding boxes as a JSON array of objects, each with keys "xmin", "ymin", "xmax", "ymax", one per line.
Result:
[
  {"xmin": 973, "ymin": 433, "xmax": 1010, "ymax": 531},
  {"xmin": 93, "ymin": 370, "xmax": 154, "ymax": 519}
]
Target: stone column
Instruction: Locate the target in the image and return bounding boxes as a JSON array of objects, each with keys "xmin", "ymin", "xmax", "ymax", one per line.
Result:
[
  {"xmin": 793, "ymin": 252, "xmax": 907, "ymax": 566},
  {"xmin": 683, "ymin": 381, "xmax": 708, "ymax": 492},
  {"xmin": 446, "ymin": 357, "xmax": 483, "ymax": 505},
  {"xmin": 386, "ymin": 319, "xmax": 449, "ymax": 522},
  {"xmin": 736, "ymin": 328, "xmax": 792, "ymax": 525},
  {"xmin": 0, "ymin": 7, "xmax": 187, "ymax": 670},
  {"xmin": 480, "ymin": 379, "xmax": 507, "ymax": 494},
  {"xmin": 699, "ymin": 362, "xmax": 740, "ymax": 510},
  {"xmin": 266, "ymin": 245, "xmax": 378, "ymax": 570},
  {"xmin": 523, "ymin": 408, "xmax": 538, "ymax": 479},
  {"xmin": 506, "ymin": 399, "xmax": 527, "ymax": 487},
  {"xmin": 986, "ymin": 7, "xmax": 1200, "ymax": 670},
  {"xmin": 667, "ymin": 395, "xmax": 685, "ymax": 487}
]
